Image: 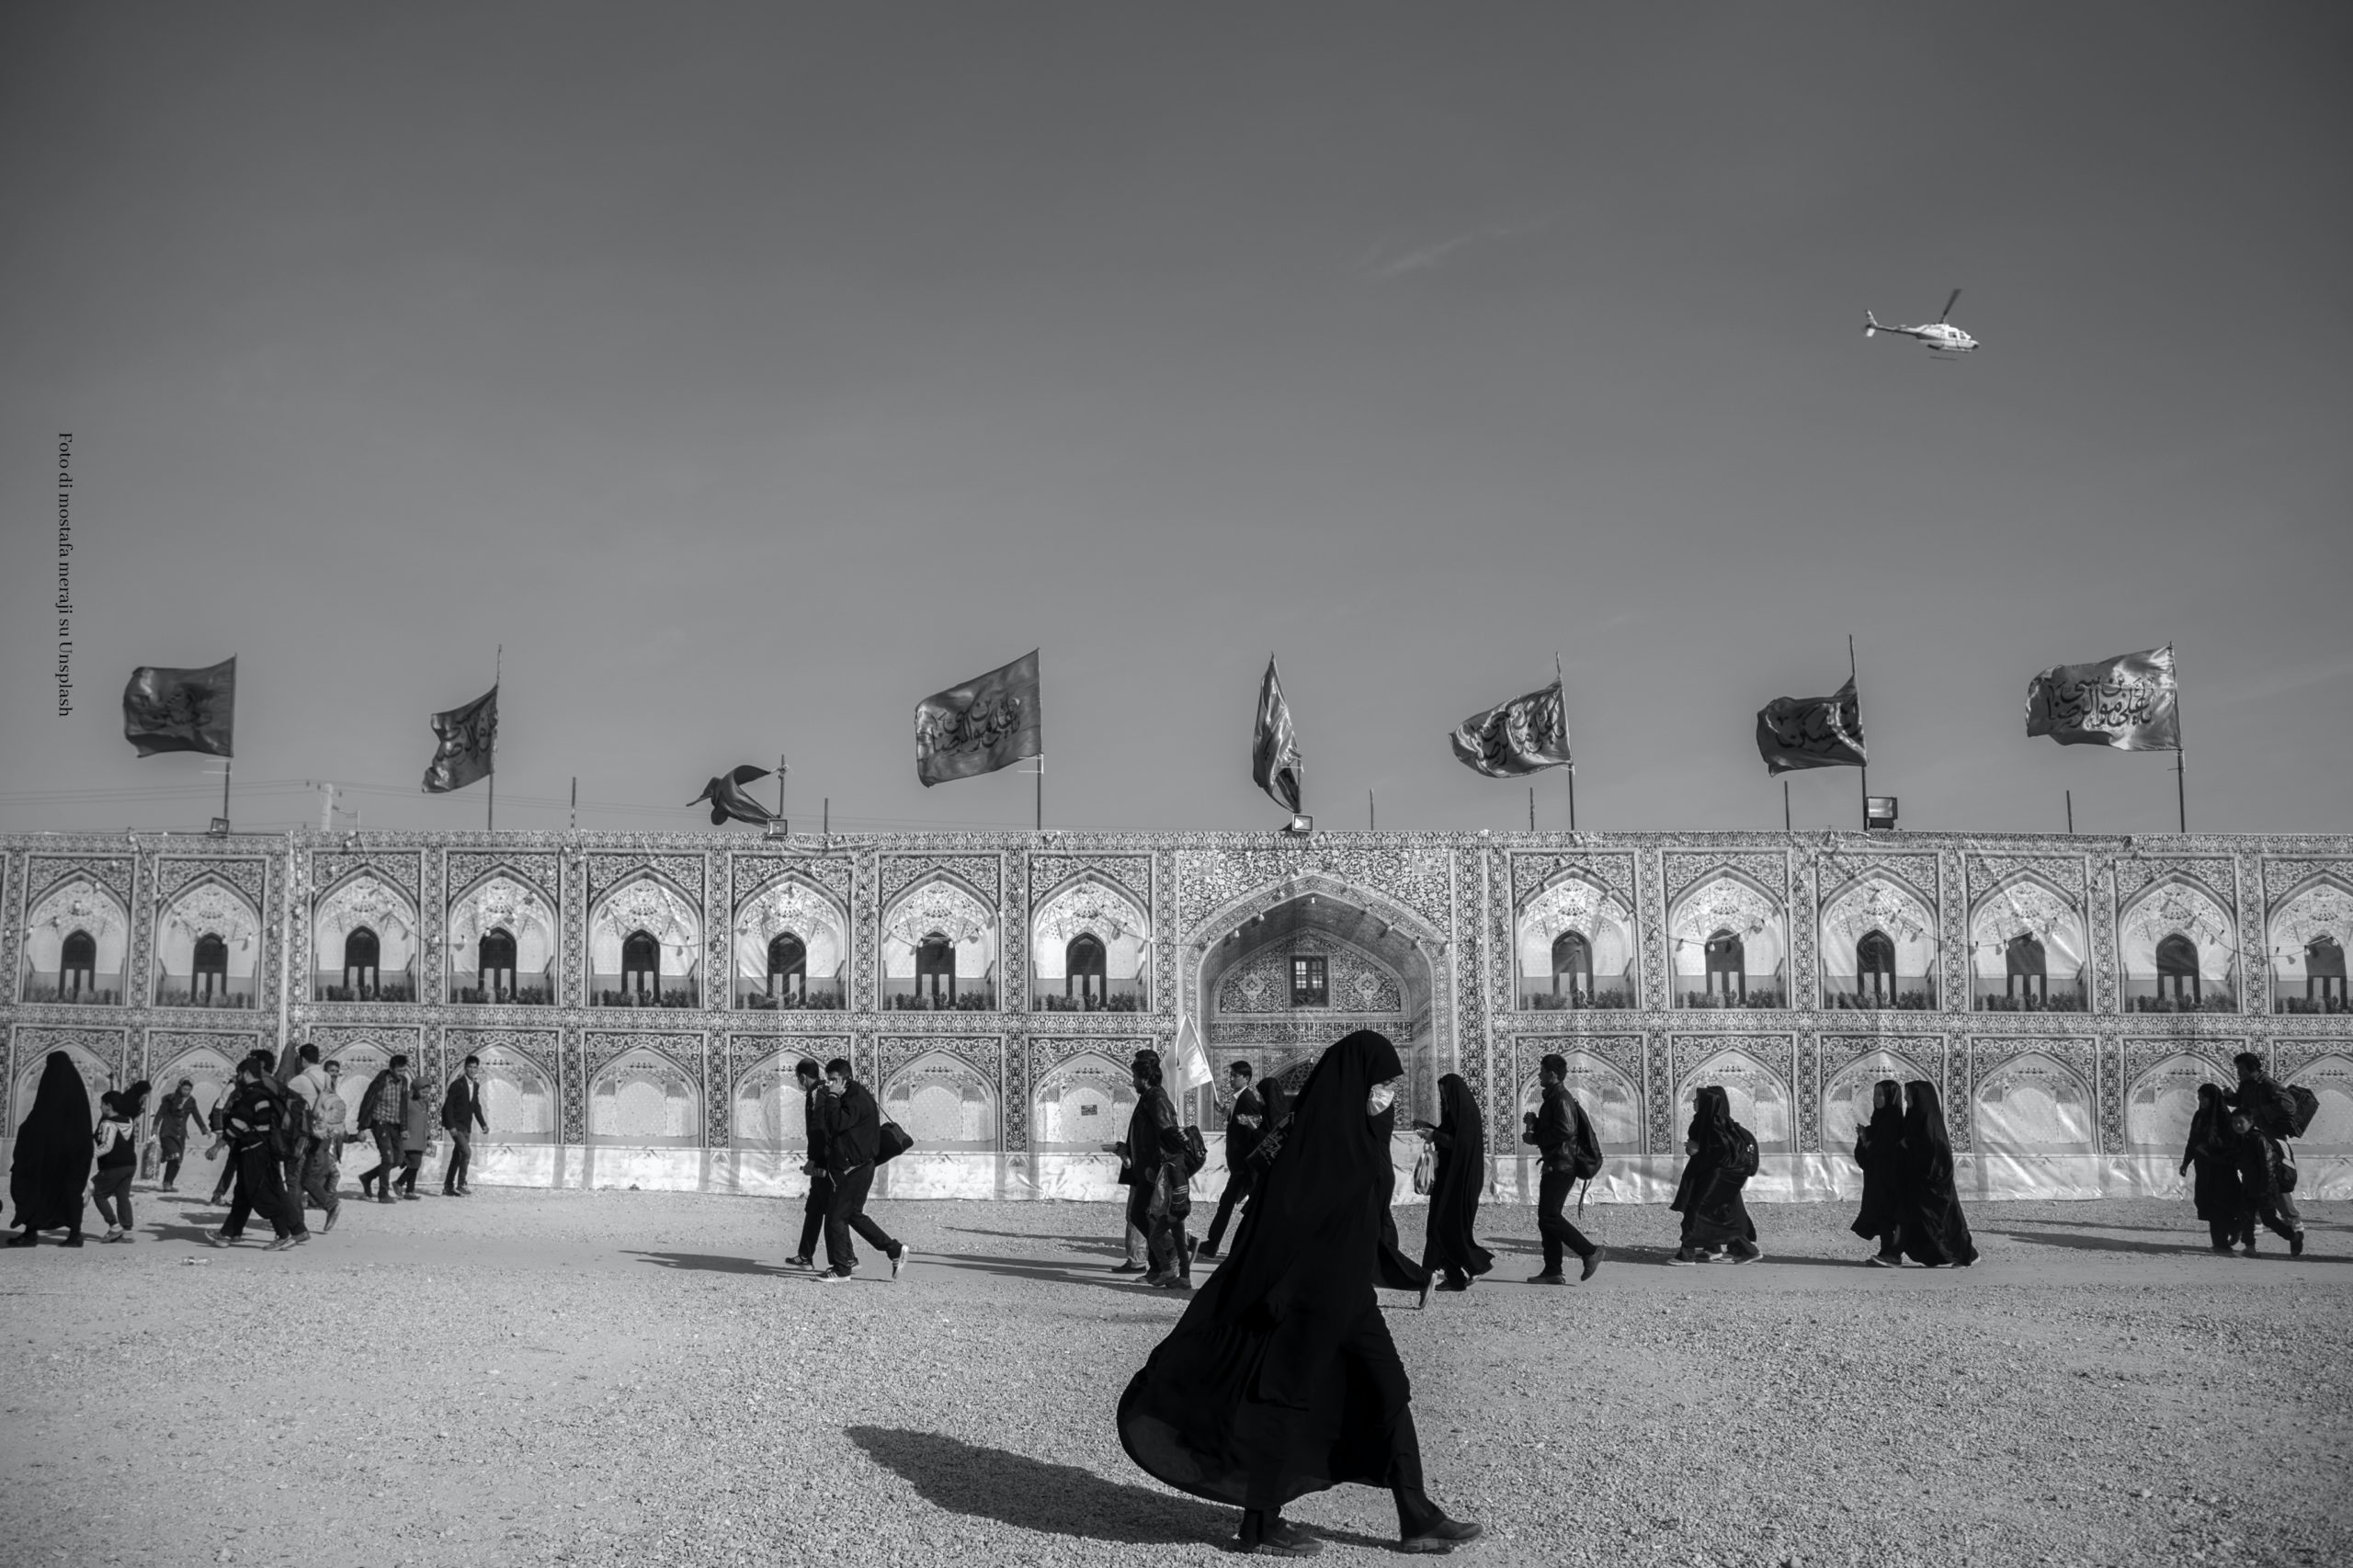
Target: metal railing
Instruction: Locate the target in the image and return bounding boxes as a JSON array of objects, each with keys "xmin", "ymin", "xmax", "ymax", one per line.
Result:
[
  {"xmin": 1031, "ymin": 974, "xmax": 1147, "ymax": 1013},
  {"xmin": 153, "ymin": 979, "xmax": 255, "ymax": 1009},
  {"xmin": 590, "ymin": 978, "xmax": 700, "ymax": 1008},
  {"xmin": 1517, "ymin": 976, "xmax": 1638, "ymax": 1010},
  {"xmin": 881, "ymin": 978, "xmax": 998, "ymax": 1011},
  {"xmin": 1820, "ymin": 978, "xmax": 1938, "ymax": 1011},
  {"xmin": 17, "ymin": 982, "xmax": 123, "ymax": 1006},
  {"xmin": 1674, "ymin": 982, "xmax": 1789, "ymax": 1009},
  {"xmin": 734, "ymin": 978, "xmax": 848, "ymax": 1011},
  {"xmin": 2120, "ymin": 977, "xmax": 2239, "ymax": 1014},
  {"xmin": 1971, "ymin": 977, "xmax": 2089, "ymax": 1013}
]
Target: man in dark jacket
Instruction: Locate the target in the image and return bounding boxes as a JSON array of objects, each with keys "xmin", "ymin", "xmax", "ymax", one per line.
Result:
[
  {"xmin": 208, "ymin": 1055, "xmax": 307, "ymax": 1250},
  {"xmin": 2228, "ymin": 1051, "xmax": 2306, "ymax": 1256},
  {"xmin": 356, "ymin": 1054, "xmax": 410, "ymax": 1205},
  {"xmin": 813, "ymin": 1058, "xmax": 908, "ymax": 1283},
  {"xmin": 1198, "ymin": 1061, "xmax": 1264, "ymax": 1259},
  {"xmin": 439, "ymin": 1056, "xmax": 489, "ymax": 1196},
  {"xmin": 153, "ymin": 1079, "xmax": 205, "ymax": 1192},
  {"xmin": 1522, "ymin": 1054, "xmax": 1603, "ymax": 1283},
  {"xmin": 786, "ymin": 1058, "xmax": 833, "ymax": 1269},
  {"xmin": 1102, "ymin": 1050, "xmax": 1174, "ymax": 1274}
]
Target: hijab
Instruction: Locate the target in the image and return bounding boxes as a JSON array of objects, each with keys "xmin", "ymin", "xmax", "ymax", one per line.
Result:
[
  {"xmin": 1688, "ymin": 1085, "xmax": 1733, "ymax": 1155},
  {"xmin": 11, "ymin": 1051, "xmax": 95, "ymax": 1229},
  {"xmin": 2188, "ymin": 1083, "xmax": 2226, "ymax": 1151},
  {"xmin": 1902, "ymin": 1080, "xmax": 1952, "ymax": 1163},
  {"xmin": 1422, "ymin": 1073, "xmax": 1494, "ymax": 1278}
]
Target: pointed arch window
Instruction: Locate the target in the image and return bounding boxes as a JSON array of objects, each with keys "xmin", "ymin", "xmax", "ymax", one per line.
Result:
[
  {"xmin": 2005, "ymin": 933, "xmax": 2047, "ymax": 1004},
  {"xmin": 1552, "ymin": 930, "xmax": 1593, "ymax": 1006},
  {"xmin": 478, "ymin": 927, "xmax": 517, "ymax": 1000},
  {"xmin": 60, "ymin": 928, "xmax": 97, "ymax": 998},
  {"xmin": 1857, "ymin": 929, "xmax": 1896, "ymax": 1006},
  {"xmin": 343, "ymin": 926, "xmax": 381, "ymax": 999},
  {"xmin": 192, "ymin": 933, "xmax": 230, "ymax": 1002},
  {"xmin": 1703, "ymin": 929, "xmax": 1745, "ymax": 1001},
  {"xmin": 2156, "ymin": 933, "xmax": 2200, "ymax": 1005},
  {"xmin": 915, "ymin": 932, "xmax": 956, "ymax": 1004},
  {"xmin": 2307, "ymin": 936, "xmax": 2346, "ymax": 1006},
  {"xmin": 621, "ymin": 930, "xmax": 660, "ymax": 1000},
  {"xmin": 767, "ymin": 931, "xmax": 807, "ymax": 1002},
  {"xmin": 1065, "ymin": 933, "xmax": 1107, "ymax": 1007}
]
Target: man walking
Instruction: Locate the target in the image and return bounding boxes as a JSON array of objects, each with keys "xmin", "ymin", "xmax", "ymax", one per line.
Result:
[
  {"xmin": 1523, "ymin": 1054, "xmax": 1604, "ymax": 1284},
  {"xmin": 209, "ymin": 1055, "xmax": 308, "ymax": 1251},
  {"xmin": 2228, "ymin": 1051, "xmax": 2308, "ymax": 1257},
  {"xmin": 282, "ymin": 1043, "xmax": 329, "ymax": 1212},
  {"xmin": 153, "ymin": 1079, "xmax": 205, "ymax": 1192},
  {"xmin": 440, "ymin": 1056, "xmax": 488, "ymax": 1196},
  {"xmin": 1103, "ymin": 1050, "xmax": 1175, "ymax": 1274},
  {"xmin": 813, "ymin": 1058, "xmax": 908, "ymax": 1284},
  {"xmin": 302, "ymin": 1060, "xmax": 351, "ymax": 1233},
  {"xmin": 1198, "ymin": 1061, "xmax": 1264, "ymax": 1260},
  {"xmin": 356, "ymin": 1054, "xmax": 410, "ymax": 1204},
  {"xmin": 785, "ymin": 1058, "xmax": 834, "ymax": 1269}
]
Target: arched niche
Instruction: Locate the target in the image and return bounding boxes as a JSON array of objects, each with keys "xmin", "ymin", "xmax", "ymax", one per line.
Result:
[
  {"xmin": 1033, "ymin": 1052, "xmax": 1138, "ymax": 1151},
  {"xmin": 880, "ymin": 876, "xmax": 997, "ymax": 1011},
  {"xmin": 153, "ymin": 878, "xmax": 263, "ymax": 1007},
  {"xmin": 2286, "ymin": 1054, "xmax": 2353, "ymax": 1156},
  {"xmin": 587, "ymin": 1049, "xmax": 700, "ymax": 1147},
  {"xmin": 2267, "ymin": 877, "xmax": 2353, "ymax": 1015},
  {"xmin": 1515, "ymin": 875, "xmax": 1637, "ymax": 1010},
  {"xmin": 1030, "ymin": 876, "xmax": 1151, "ymax": 1013},
  {"xmin": 1518, "ymin": 1053, "xmax": 1641, "ymax": 1154},
  {"xmin": 1819, "ymin": 875, "xmax": 1938, "ymax": 1010},
  {"xmin": 881, "ymin": 1052, "xmax": 998, "ymax": 1150},
  {"xmin": 447, "ymin": 873, "xmax": 559, "ymax": 1005},
  {"xmin": 732, "ymin": 876, "xmax": 848, "ymax": 1010},
  {"xmin": 469, "ymin": 1045, "xmax": 557, "ymax": 1143},
  {"xmin": 588, "ymin": 875, "xmax": 702, "ymax": 1007},
  {"xmin": 1677, "ymin": 1053, "xmax": 1794, "ymax": 1152},
  {"xmin": 312, "ymin": 874, "xmax": 420, "ymax": 1003},
  {"xmin": 19, "ymin": 878, "xmax": 131, "ymax": 1005},
  {"xmin": 1972, "ymin": 1052, "xmax": 2096, "ymax": 1155},
  {"xmin": 730, "ymin": 1052, "xmax": 816, "ymax": 1152},
  {"xmin": 146, "ymin": 1043, "xmax": 241, "ymax": 1189},
  {"xmin": 1822, "ymin": 1051, "xmax": 1938, "ymax": 1147},
  {"xmin": 2118, "ymin": 877, "xmax": 2238, "ymax": 1014},
  {"xmin": 1968, "ymin": 875, "xmax": 2088, "ymax": 1013},
  {"xmin": 2125, "ymin": 1052, "xmax": 2235, "ymax": 1152},
  {"xmin": 1668, "ymin": 874, "xmax": 1787, "ymax": 1008},
  {"xmin": 1215, "ymin": 932, "xmax": 1406, "ymax": 1017},
  {"xmin": 11, "ymin": 1043, "xmax": 113, "ymax": 1131}
]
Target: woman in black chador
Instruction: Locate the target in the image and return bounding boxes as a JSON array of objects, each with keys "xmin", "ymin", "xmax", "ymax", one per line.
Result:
[
  {"xmin": 2179, "ymin": 1083, "xmax": 2242, "ymax": 1254},
  {"xmin": 1849, "ymin": 1078, "xmax": 1906, "ymax": 1267},
  {"xmin": 1415, "ymin": 1074, "xmax": 1494, "ymax": 1293},
  {"xmin": 1668, "ymin": 1085, "xmax": 1759, "ymax": 1265},
  {"xmin": 1369, "ymin": 1096, "xmax": 1433, "ymax": 1307},
  {"xmin": 1117, "ymin": 1030, "xmax": 1483, "ymax": 1558},
  {"xmin": 1893, "ymin": 1080, "xmax": 1977, "ymax": 1267},
  {"xmin": 7, "ymin": 1051, "xmax": 94, "ymax": 1248}
]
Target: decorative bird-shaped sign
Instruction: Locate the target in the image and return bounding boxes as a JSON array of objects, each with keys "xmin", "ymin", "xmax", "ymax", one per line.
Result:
[{"xmin": 689, "ymin": 765, "xmax": 779, "ymax": 826}]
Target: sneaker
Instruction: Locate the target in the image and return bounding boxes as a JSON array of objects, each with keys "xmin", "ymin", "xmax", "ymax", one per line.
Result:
[
  {"xmin": 785, "ymin": 1255, "xmax": 813, "ymax": 1269},
  {"xmin": 378, "ymin": 1195, "xmax": 397, "ymax": 1206},
  {"xmin": 103, "ymin": 1227, "xmax": 122, "ymax": 1243},
  {"xmin": 160, "ymin": 1184, "xmax": 177, "ymax": 1194},
  {"xmin": 322, "ymin": 1208, "xmax": 339, "ymax": 1234},
  {"xmin": 1527, "ymin": 1271, "xmax": 1568, "ymax": 1286},
  {"xmin": 2291, "ymin": 1231, "xmax": 2306, "ymax": 1258},
  {"xmin": 1579, "ymin": 1249, "xmax": 1604, "ymax": 1282},
  {"xmin": 1666, "ymin": 1249, "xmax": 1700, "ymax": 1266},
  {"xmin": 1400, "ymin": 1517, "xmax": 1483, "ymax": 1554},
  {"xmin": 814, "ymin": 1271, "xmax": 853, "ymax": 1285},
  {"xmin": 115, "ymin": 1233, "xmax": 136, "ymax": 1244},
  {"xmin": 1434, "ymin": 1278, "xmax": 1472, "ymax": 1292},
  {"xmin": 890, "ymin": 1248, "xmax": 911, "ymax": 1280},
  {"xmin": 400, "ymin": 1192, "xmax": 420, "ymax": 1202},
  {"xmin": 61, "ymin": 1235, "xmax": 84, "ymax": 1248},
  {"xmin": 1196, "ymin": 1244, "xmax": 1221, "ymax": 1260},
  {"xmin": 1154, "ymin": 1276, "xmax": 1192, "ymax": 1292},
  {"xmin": 206, "ymin": 1230, "xmax": 232, "ymax": 1248},
  {"xmin": 265, "ymin": 1234, "xmax": 306, "ymax": 1252},
  {"xmin": 1868, "ymin": 1253, "xmax": 1903, "ymax": 1267},
  {"xmin": 456, "ymin": 1186, "xmax": 473, "ymax": 1196},
  {"xmin": 1921, "ymin": 1261, "xmax": 1949, "ymax": 1269},
  {"xmin": 1110, "ymin": 1260, "xmax": 1146, "ymax": 1274},
  {"xmin": 1235, "ymin": 1520, "xmax": 1323, "ymax": 1557}
]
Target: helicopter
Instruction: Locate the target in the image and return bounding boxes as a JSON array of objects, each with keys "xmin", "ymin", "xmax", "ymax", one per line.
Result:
[{"xmin": 1863, "ymin": 289, "xmax": 1978, "ymax": 353}]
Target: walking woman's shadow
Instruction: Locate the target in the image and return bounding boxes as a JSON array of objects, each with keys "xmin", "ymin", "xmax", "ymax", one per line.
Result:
[{"xmin": 845, "ymin": 1427, "xmax": 1390, "ymax": 1550}]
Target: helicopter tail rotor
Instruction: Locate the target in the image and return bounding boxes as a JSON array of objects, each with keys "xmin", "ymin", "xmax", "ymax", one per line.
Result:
[
  {"xmin": 1938, "ymin": 288, "xmax": 1961, "ymax": 323},
  {"xmin": 1863, "ymin": 309, "xmax": 1879, "ymax": 338}
]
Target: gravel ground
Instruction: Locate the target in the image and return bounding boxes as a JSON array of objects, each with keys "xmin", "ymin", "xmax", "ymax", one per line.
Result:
[{"xmin": 4, "ymin": 1186, "xmax": 2348, "ymax": 1568}]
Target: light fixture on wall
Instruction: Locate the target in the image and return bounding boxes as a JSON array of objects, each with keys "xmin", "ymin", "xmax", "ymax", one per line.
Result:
[
  {"xmin": 1281, "ymin": 814, "xmax": 1313, "ymax": 835},
  {"xmin": 1866, "ymin": 796, "xmax": 1898, "ymax": 832}
]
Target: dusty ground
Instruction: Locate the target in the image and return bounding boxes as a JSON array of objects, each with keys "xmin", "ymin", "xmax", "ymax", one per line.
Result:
[{"xmin": 3, "ymin": 1185, "xmax": 2348, "ymax": 1568}]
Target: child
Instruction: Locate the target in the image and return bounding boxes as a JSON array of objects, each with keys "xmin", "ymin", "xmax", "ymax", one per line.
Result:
[
  {"xmin": 2226, "ymin": 1111, "xmax": 2298, "ymax": 1255},
  {"xmin": 91, "ymin": 1091, "xmax": 140, "ymax": 1242},
  {"xmin": 394, "ymin": 1079, "xmax": 436, "ymax": 1199},
  {"xmin": 1144, "ymin": 1125, "xmax": 1194, "ymax": 1291}
]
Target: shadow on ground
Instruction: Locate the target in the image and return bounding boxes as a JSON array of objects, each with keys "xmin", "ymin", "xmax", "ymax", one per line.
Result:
[{"xmin": 845, "ymin": 1426, "xmax": 1394, "ymax": 1551}]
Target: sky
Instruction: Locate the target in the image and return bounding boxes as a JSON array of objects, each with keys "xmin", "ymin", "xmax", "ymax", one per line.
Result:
[{"xmin": 2, "ymin": 4, "xmax": 2348, "ymax": 839}]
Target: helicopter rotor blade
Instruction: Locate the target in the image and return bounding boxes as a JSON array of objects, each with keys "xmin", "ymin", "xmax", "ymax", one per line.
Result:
[{"xmin": 1940, "ymin": 288, "xmax": 1961, "ymax": 323}]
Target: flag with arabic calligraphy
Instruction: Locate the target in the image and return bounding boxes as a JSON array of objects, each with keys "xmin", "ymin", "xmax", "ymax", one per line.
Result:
[
  {"xmin": 915, "ymin": 650, "xmax": 1042, "ymax": 787},
  {"xmin": 122, "ymin": 656, "xmax": 236, "ymax": 757},
  {"xmin": 2025, "ymin": 645, "xmax": 2178, "ymax": 750},
  {"xmin": 421, "ymin": 686, "xmax": 498, "ymax": 793},
  {"xmin": 1755, "ymin": 676, "xmax": 1868, "ymax": 775},
  {"xmin": 1252, "ymin": 656, "xmax": 1303, "ymax": 814},
  {"xmin": 1450, "ymin": 679, "xmax": 1571, "ymax": 778}
]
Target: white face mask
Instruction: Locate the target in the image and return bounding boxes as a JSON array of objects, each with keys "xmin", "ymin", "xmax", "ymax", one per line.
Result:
[{"xmin": 1368, "ymin": 1082, "xmax": 1398, "ymax": 1117}]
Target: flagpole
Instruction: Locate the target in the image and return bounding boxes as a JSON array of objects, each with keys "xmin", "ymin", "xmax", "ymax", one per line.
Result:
[
  {"xmin": 1035, "ymin": 754, "xmax": 1043, "ymax": 833},
  {"xmin": 1784, "ymin": 778, "xmax": 1791, "ymax": 834},
  {"xmin": 570, "ymin": 776, "xmax": 577, "ymax": 833},
  {"xmin": 779, "ymin": 754, "xmax": 788, "ymax": 827},
  {"xmin": 488, "ymin": 644, "xmax": 502, "ymax": 834},
  {"xmin": 1850, "ymin": 634, "xmax": 1864, "ymax": 832},
  {"xmin": 2173, "ymin": 646, "xmax": 2187, "ymax": 834},
  {"xmin": 1555, "ymin": 652, "xmax": 1574, "ymax": 831},
  {"xmin": 221, "ymin": 755, "xmax": 232, "ymax": 830}
]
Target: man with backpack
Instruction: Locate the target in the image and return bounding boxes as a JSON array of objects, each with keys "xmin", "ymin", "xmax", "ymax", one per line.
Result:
[
  {"xmin": 208, "ymin": 1053, "xmax": 308, "ymax": 1251},
  {"xmin": 1522, "ymin": 1054, "xmax": 1604, "ymax": 1284},
  {"xmin": 1144, "ymin": 1122, "xmax": 1208, "ymax": 1291},
  {"xmin": 2228, "ymin": 1051, "xmax": 2311, "ymax": 1257}
]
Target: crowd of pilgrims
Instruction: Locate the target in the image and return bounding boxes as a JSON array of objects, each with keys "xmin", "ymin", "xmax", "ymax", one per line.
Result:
[{"xmin": 5, "ymin": 1043, "xmax": 491, "ymax": 1249}]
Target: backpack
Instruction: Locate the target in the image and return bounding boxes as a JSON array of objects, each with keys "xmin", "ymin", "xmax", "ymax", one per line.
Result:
[
  {"xmin": 1724, "ymin": 1126, "xmax": 1761, "ymax": 1183},
  {"xmin": 2285, "ymin": 1084, "xmax": 2319, "ymax": 1139},
  {"xmin": 875, "ymin": 1117, "xmax": 913, "ymax": 1165},
  {"xmin": 1566, "ymin": 1099, "xmax": 1605, "ymax": 1181},
  {"xmin": 1179, "ymin": 1124, "xmax": 1210, "ymax": 1179}
]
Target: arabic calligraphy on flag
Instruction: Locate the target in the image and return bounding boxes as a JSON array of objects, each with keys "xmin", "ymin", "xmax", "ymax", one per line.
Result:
[
  {"xmin": 914, "ymin": 650, "xmax": 1042, "ymax": 787},
  {"xmin": 421, "ymin": 687, "xmax": 498, "ymax": 793},
  {"xmin": 1252, "ymin": 656, "xmax": 1303, "ymax": 814},
  {"xmin": 1449, "ymin": 680, "xmax": 1571, "ymax": 778},
  {"xmin": 2025, "ymin": 645, "xmax": 2178, "ymax": 751},
  {"xmin": 1755, "ymin": 676, "xmax": 1868, "ymax": 775},
  {"xmin": 122, "ymin": 656, "xmax": 236, "ymax": 757}
]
